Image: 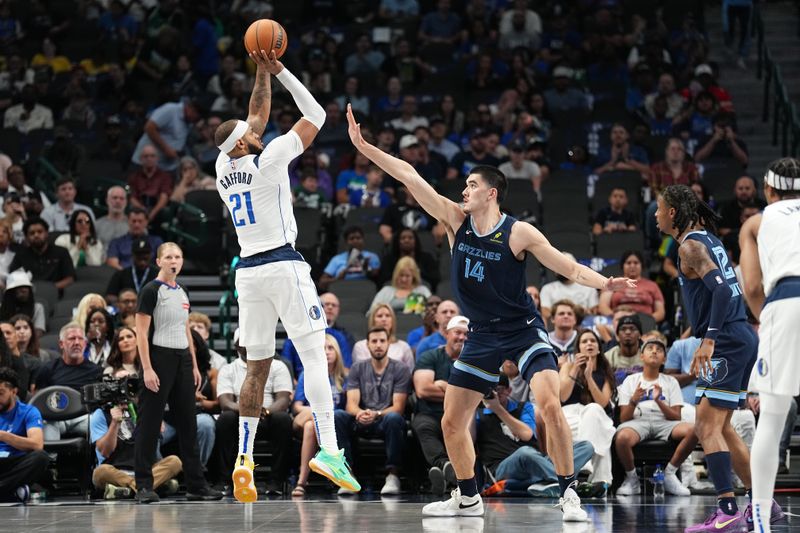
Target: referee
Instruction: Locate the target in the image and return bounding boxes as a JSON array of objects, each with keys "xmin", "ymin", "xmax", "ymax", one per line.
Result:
[{"xmin": 133, "ymin": 242, "xmax": 222, "ymax": 503}]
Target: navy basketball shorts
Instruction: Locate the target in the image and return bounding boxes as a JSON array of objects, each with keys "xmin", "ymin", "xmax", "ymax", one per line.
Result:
[
  {"xmin": 448, "ymin": 316, "xmax": 558, "ymax": 395},
  {"xmin": 695, "ymin": 321, "xmax": 758, "ymax": 410}
]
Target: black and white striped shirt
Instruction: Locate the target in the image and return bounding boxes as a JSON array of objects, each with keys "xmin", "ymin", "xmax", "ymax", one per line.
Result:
[{"xmin": 137, "ymin": 280, "xmax": 190, "ymax": 349}]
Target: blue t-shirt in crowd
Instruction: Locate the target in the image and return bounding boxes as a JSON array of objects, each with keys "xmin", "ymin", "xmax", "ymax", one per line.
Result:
[
  {"xmin": 415, "ymin": 331, "xmax": 446, "ymax": 359},
  {"xmin": 407, "ymin": 326, "xmax": 425, "ymax": 350},
  {"xmin": 295, "ymin": 371, "xmax": 347, "ymax": 410},
  {"xmin": 476, "ymin": 399, "xmax": 537, "ymax": 436},
  {"xmin": 0, "ymin": 401, "xmax": 43, "ymax": 457},
  {"xmin": 335, "ymin": 170, "xmax": 366, "ymax": 194},
  {"xmin": 323, "ymin": 250, "xmax": 380, "ymax": 280},
  {"xmin": 349, "ymin": 188, "xmax": 392, "ymax": 208},
  {"xmin": 665, "ymin": 337, "xmax": 702, "ymax": 404}
]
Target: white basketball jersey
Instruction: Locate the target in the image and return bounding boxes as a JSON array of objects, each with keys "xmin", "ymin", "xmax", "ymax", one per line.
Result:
[
  {"xmin": 215, "ymin": 130, "xmax": 304, "ymax": 257},
  {"xmin": 758, "ymin": 198, "xmax": 800, "ymax": 296}
]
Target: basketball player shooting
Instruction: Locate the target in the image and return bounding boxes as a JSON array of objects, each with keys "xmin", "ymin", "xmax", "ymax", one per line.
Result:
[
  {"xmin": 214, "ymin": 49, "xmax": 359, "ymax": 503},
  {"xmin": 346, "ymin": 104, "xmax": 634, "ymax": 521},
  {"xmin": 738, "ymin": 158, "xmax": 799, "ymax": 532}
]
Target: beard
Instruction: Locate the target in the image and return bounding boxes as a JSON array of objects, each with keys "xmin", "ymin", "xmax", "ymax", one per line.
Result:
[{"xmin": 246, "ymin": 139, "xmax": 262, "ymax": 155}]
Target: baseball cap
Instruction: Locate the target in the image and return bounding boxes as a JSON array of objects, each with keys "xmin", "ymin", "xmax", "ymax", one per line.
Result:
[
  {"xmin": 4, "ymin": 191, "xmax": 21, "ymax": 203},
  {"xmin": 131, "ymin": 237, "xmax": 152, "ymax": 256},
  {"xmin": 552, "ymin": 66, "xmax": 574, "ymax": 79},
  {"xmin": 5, "ymin": 269, "xmax": 33, "ymax": 291},
  {"xmin": 509, "ymin": 140, "xmax": 525, "ymax": 152},
  {"xmin": 616, "ymin": 314, "xmax": 642, "ymax": 335},
  {"xmin": 399, "ymin": 134, "xmax": 420, "ymax": 150},
  {"xmin": 446, "ymin": 315, "xmax": 470, "ymax": 331},
  {"xmin": 694, "ymin": 63, "xmax": 713, "ymax": 76},
  {"xmin": 641, "ymin": 338, "xmax": 667, "ymax": 354}
]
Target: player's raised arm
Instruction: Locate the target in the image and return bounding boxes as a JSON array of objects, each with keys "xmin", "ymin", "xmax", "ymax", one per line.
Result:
[
  {"xmin": 252, "ymin": 50, "xmax": 325, "ymax": 150},
  {"xmin": 516, "ymin": 222, "xmax": 635, "ymax": 292},
  {"xmin": 346, "ymin": 104, "xmax": 463, "ymax": 230},
  {"xmin": 738, "ymin": 213, "xmax": 765, "ymax": 318},
  {"xmin": 245, "ymin": 50, "xmax": 274, "ymax": 137}
]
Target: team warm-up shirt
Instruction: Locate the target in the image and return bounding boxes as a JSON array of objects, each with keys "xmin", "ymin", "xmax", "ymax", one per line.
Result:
[
  {"xmin": 758, "ymin": 198, "xmax": 800, "ymax": 296},
  {"xmin": 676, "ymin": 230, "xmax": 747, "ymax": 337},
  {"xmin": 137, "ymin": 280, "xmax": 190, "ymax": 349},
  {"xmin": 215, "ymin": 130, "xmax": 305, "ymax": 257},
  {"xmin": 450, "ymin": 213, "xmax": 539, "ymax": 324}
]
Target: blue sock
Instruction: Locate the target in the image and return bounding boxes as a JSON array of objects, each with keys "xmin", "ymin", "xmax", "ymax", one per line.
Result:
[
  {"xmin": 458, "ymin": 477, "xmax": 478, "ymax": 498},
  {"xmin": 719, "ymin": 497, "xmax": 738, "ymax": 516},
  {"xmin": 558, "ymin": 473, "xmax": 578, "ymax": 497},
  {"xmin": 706, "ymin": 451, "xmax": 734, "ymax": 495}
]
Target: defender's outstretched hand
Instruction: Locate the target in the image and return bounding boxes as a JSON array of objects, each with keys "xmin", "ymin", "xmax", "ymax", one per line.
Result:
[
  {"xmin": 249, "ymin": 49, "xmax": 284, "ymax": 76},
  {"xmin": 346, "ymin": 103, "xmax": 367, "ymax": 150},
  {"xmin": 604, "ymin": 276, "xmax": 637, "ymax": 291}
]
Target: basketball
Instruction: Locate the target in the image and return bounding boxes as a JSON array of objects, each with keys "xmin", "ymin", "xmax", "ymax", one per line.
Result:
[{"xmin": 243, "ymin": 19, "xmax": 288, "ymax": 59}]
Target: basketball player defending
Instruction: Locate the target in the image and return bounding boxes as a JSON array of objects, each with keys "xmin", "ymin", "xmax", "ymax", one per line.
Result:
[
  {"xmin": 739, "ymin": 159, "xmax": 799, "ymax": 532},
  {"xmin": 655, "ymin": 184, "xmax": 781, "ymax": 532},
  {"xmin": 214, "ymin": 50, "xmax": 359, "ymax": 502},
  {"xmin": 346, "ymin": 104, "xmax": 634, "ymax": 521}
]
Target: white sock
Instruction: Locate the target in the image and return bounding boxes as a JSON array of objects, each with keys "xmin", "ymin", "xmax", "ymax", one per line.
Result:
[
  {"xmin": 665, "ymin": 463, "xmax": 678, "ymax": 475},
  {"xmin": 751, "ymin": 392, "xmax": 792, "ymax": 532},
  {"xmin": 238, "ymin": 416, "xmax": 260, "ymax": 459},
  {"xmin": 296, "ymin": 344, "xmax": 338, "ymax": 453},
  {"xmin": 626, "ymin": 469, "xmax": 637, "ymax": 478},
  {"xmin": 752, "ymin": 499, "xmax": 773, "ymax": 532}
]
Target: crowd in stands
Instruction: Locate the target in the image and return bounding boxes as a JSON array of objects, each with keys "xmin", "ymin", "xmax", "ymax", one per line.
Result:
[{"xmin": 1, "ymin": 0, "xmax": 793, "ymax": 505}]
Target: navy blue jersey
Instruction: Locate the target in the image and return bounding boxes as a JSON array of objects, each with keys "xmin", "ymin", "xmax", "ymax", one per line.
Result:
[
  {"xmin": 677, "ymin": 230, "xmax": 747, "ymax": 336},
  {"xmin": 450, "ymin": 214, "xmax": 539, "ymax": 324}
]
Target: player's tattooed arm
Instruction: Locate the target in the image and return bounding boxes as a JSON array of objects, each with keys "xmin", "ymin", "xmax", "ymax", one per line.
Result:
[
  {"xmin": 246, "ymin": 50, "xmax": 275, "ymax": 136},
  {"xmin": 677, "ymin": 239, "xmax": 718, "ymax": 279}
]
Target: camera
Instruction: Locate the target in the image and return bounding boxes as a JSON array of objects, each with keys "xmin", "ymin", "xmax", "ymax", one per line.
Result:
[{"xmin": 81, "ymin": 375, "xmax": 141, "ymax": 409}]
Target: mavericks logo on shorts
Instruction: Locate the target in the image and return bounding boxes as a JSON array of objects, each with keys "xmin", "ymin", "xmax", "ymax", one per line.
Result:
[
  {"xmin": 309, "ymin": 305, "xmax": 322, "ymax": 320},
  {"xmin": 757, "ymin": 358, "xmax": 769, "ymax": 377}
]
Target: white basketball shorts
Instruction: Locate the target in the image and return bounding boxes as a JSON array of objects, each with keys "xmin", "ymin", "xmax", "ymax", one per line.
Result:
[
  {"xmin": 235, "ymin": 260, "xmax": 326, "ymax": 360},
  {"xmin": 750, "ymin": 297, "xmax": 800, "ymax": 396}
]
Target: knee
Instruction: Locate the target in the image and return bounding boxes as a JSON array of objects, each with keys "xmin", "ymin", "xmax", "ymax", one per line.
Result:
[
  {"xmin": 539, "ymin": 399, "xmax": 563, "ymax": 423},
  {"xmin": 383, "ymin": 412, "xmax": 405, "ymax": 430},
  {"xmin": 614, "ymin": 429, "xmax": 637, "ymax": 448},
  {"xmin": 197, "ymin": 415, "xmax": 215, "ymax": 436},
  {"xmin": 162, "ymin": 455, "xmax": 183, "ymax": 472},
  {"xmin": 272, "ymin": 412, "xmax": 293, "ymax": 432},
  {"xmin": 440, "ymin": 413, "xmax": 459, "ymax": 437},
  {"xmin": 30, "ymin": 449, "xmax": 50, "ymax": 467}
]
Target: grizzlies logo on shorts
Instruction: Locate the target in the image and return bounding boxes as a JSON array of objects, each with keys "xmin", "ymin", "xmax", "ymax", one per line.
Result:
[{"xmin": 700, "ymin": 359, "xmax": 729, "ymax": 386}]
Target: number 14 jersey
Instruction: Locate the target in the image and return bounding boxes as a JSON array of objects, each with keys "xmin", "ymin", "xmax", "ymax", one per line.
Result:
[
  {"xmin": 215, "ymin": 130, "xmax": 304, "ymax": 258},
  {"xmin": 450, "ymin": 214, "xmax": 539, "ymax": 324}
]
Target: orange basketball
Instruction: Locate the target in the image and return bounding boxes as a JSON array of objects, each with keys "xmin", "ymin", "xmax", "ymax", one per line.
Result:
[{"xmin": 244, "ymin": 19, "xmax": 288, "ymax": 59}]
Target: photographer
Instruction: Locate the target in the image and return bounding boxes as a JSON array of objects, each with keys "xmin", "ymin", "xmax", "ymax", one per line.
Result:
[
  {"xmin": 476, "ymin": 374, "xmax": 594, "ymax": 497},
  {"xmin": 0, "ymin": 368, "xmax": 48, "ymax": 502},
  {"xmin": 89, "ymin": 374, "xmax": 182, "ymax": 500},
  {"xmin": 693, "ymin": 113, "xmax": 749, "ymax": 167},
  {"xmin": 318, "ymin": 226, "xmax": 380, "ymax": 292},
  {"xmin": 133, "ymin": 242, "xmax": 221, "ymax": 503}
]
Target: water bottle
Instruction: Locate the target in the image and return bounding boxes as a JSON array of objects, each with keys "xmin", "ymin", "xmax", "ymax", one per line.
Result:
[{"xmin": 653, "ymin": 464, "xmax": 665, "ymax": 498}]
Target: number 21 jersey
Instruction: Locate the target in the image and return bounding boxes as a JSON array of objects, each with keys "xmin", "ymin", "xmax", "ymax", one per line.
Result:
[
  {"xmin": 451, "ymin": 214, "xmax": 538, "ymax": 323},
  {"xmin": 215, "ymin": 130, "xmax": 304, "ymax": 258}
]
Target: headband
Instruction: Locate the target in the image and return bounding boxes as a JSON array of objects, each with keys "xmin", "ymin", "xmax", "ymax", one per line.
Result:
[
  {"xmin": 217, "ymin": 120, "xmax": 249, "ymax": 154},
  {"xmin": 765, "ymin": 169, "xmax": 800, "ymax": 191}
]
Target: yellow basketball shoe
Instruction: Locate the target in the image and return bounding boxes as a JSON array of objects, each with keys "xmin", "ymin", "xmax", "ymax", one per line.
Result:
[{"xmin": 232, "ymin": 454, "xmax": 257, "ymax": 503}]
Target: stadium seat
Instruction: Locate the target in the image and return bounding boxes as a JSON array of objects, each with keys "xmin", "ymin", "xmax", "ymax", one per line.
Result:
[
  {"xmin": 63, "ymin": 280, "xmax": 110, "ymax": 301},
  {"xmin": 701, "ymin": 162, "xmax": 743, "ymax": 205},
  {"xmin": 395, "ymin": 312, "xmax": 422, "ymax": 339},
  {"xmin": 0, "ymin": 128, "xmax": 23, "ymax": 161},
  {"xmin": 33, "ymin": 281, "xmax": 58, "ymax": 317},
  {"xmin": 329, "ymin": 279, "xmax": 377, "ymax": 315},
  {"xmin": 595, "ymin": 232, "xmax": 645, "ymax": 260},
  {"xmin": 541, "ymin": 170, "xmax": 588, "ymax": 196},
  {"xmin": 437, "ymin": 180, "xmax": 464, "ymax": 203},
  {"xmin": 592, "ymin": 170, "xmax": 644, "ymax": 215},
  {"xmin": 335, "ymin": 312, "xmax": 367, "ymax": 342},
  {"xmin": 76, "ymin": 265, "xmax": 116, "ymax": 287},
  {"xmin": 502, "ymin": 180, "xmax": 540, "ymax": 222},
  {"xmin": 28, "ymin": 386, "xmax": 92, "ymax": 496},
  {"xmin": 343, "ymin": 206, "xmax": 385, "ymax": 234},
  {"xmin": 545, "ymin": 230, "xmax": 592, "ymax": 261}
]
